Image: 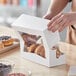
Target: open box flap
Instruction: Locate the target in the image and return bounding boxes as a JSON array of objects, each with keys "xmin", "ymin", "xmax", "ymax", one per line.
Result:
[{"xmin": 12, "ymin": 14, "xmax": 50, "ymax": 31}]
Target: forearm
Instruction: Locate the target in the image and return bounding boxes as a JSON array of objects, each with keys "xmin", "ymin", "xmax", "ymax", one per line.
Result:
[{"xmin": 47, "ymin": 0, "xmax": 68, "ymax": 16}]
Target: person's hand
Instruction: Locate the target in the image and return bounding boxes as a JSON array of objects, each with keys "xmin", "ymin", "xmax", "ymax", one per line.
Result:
[
  {"xmin": 48, "ymin": 12, "xmax": 76, "ymax": 32},
  {"xmin": 53, "ymin": 42, "xmax": 76, "ymax": 66}
]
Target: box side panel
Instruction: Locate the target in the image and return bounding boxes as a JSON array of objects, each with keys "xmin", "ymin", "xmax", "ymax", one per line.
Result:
[
  {"xmin": 43, "ymin": 30, "xmax": 65, "ymax": 66},
  {"xmin": 21, "ymin": 52, "xmax": 50, "ymax": 67},
  {"xmin": 49, "ymin": 51, "xmax": 65, "ymax": 66},
  {"xmin": 43, "ymin": 30, "xmax": 60, "ymax": 49}
]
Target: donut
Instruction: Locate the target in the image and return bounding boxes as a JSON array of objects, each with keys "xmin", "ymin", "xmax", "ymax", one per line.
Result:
[
  {"xmin": 0, "ymin": 36, "xmax": 14, "ymax": 46},
  {"xmin": 0, "ymin": 42, "xmax": 4, "ymax": 49},
  {"xmin": 27, "ymin": 44, "xmax": 39, "ymax": 53},
  {"xmin": 21, "ymin": 33, "xmax": 37, "ymax": 47},
  {"xmin": 2, "ymin": 39, "xmax": 14, "ymax": 46},
  {"xmin": 35, "ymin": 44, "xmax": 45, "ymax": 58}
]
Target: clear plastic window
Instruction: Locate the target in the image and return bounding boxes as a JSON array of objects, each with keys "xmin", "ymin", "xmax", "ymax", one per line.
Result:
[{"xmin": 19, "ymin": 32, "xmax": 45, "ymax": 58}]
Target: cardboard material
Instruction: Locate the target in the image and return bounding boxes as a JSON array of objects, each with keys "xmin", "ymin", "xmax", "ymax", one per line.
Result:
[{"xmin": 11, "ymin": 14, "xmax": 65, "ymax": 67}]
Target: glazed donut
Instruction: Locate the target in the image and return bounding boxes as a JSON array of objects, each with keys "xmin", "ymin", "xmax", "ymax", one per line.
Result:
[
  {"xmin": 0, "ymin": 36, "xmax": 14, "ymax": 46},
  {"xmin": 2, "ymin": 39, "xmax": 14, "ymax": 46},
  {"xmin": 27, "ymin": 44, "xmax": 39, "ymax": 53},
  {"xmin": 35, "ymin": 44, "xmax": 45, "ymax": 58}
]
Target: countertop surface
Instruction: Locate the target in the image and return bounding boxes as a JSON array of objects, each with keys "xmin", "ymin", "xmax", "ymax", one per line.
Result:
[
  {"xmin": 0, "ymin": 47, "xmax": 71, "ymax": 76},
  {"xmin": 0, "ymin": 26, "xmax": 75, "ymax": 76}
]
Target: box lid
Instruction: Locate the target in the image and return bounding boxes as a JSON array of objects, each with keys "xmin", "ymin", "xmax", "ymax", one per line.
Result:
[{"xmin": 12, "ymin": 14, "xmax": 50, "ymax": 31}]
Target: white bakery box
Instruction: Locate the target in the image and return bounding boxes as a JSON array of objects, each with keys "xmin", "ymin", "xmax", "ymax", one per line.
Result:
[{"xmin": 11, "ymin": 14, "xmax": 65, "ymax": 67}]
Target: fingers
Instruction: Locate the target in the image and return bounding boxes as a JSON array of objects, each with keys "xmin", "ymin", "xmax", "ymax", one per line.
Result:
[
  {"xmin": 48, "ymin": 13, "xmax": 71, "ymax": 32},
  {"xmin": 59, "ymin": 20, "xmax": 70, "ymax": 32},
  {"xmin": 48, "ymin": 13, "xmax": 63, "ymax": 30},
  {"xmin": 48, "ymin": 15, "xmax": 64, "ymax": 32}
]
